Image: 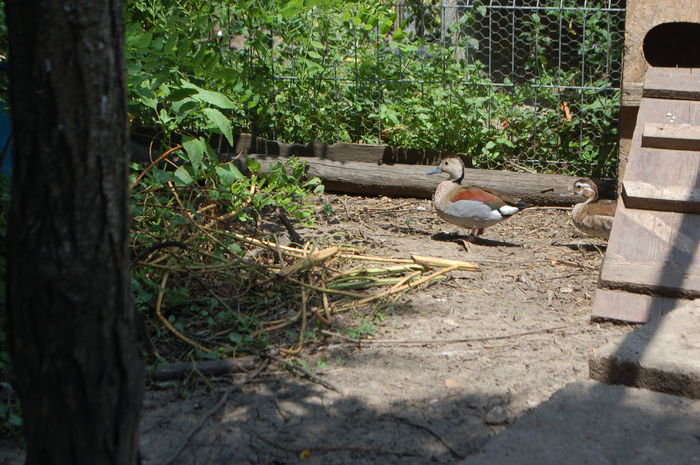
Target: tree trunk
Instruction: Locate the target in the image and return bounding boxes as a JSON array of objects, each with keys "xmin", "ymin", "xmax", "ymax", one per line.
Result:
[{"xmin": 4, "ymin": 1, "xmax": 144, "ymax": 464}]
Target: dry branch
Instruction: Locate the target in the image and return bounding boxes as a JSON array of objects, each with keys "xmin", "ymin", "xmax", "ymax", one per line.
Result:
[
  {"xmin": 276, "ymin": 246, "xmax": 340, "ymax": 278},
  {"xmin": 150, "ymin": 356, "xmax": 257, "ymax": 381},
  {"xmin": 321, "ymin": 325, "xmax": 569, "ymax": 345}
]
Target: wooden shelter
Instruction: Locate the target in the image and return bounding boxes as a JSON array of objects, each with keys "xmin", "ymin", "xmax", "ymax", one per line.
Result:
[
  {"xmin": 618, "ymin": 0, "xmax": 700, "ymax": 183},
  {"xmin": 593, "ymin": 1, "xmax": 700, "ymax": 323}
]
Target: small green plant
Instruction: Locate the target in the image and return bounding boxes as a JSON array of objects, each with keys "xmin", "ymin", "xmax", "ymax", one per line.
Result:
[{"xmin": 347, "ymin": 316, "xmax": 377, "ymax": 339}]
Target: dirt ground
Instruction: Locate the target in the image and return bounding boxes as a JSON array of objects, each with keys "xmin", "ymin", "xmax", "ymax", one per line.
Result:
[{"xmin": 1, "ymin": 192, "xmax": 637, "ymax": 465}]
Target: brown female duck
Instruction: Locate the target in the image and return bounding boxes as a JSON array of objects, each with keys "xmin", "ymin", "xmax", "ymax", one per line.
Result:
[{"xmin": 568, "ymin": 178, "xmax": 616, "ymax": 239}]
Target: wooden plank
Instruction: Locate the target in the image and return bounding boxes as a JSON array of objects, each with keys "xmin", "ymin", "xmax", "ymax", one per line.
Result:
[
  {"xmin": 599, "ymin": 200, "xmax": 700, "ymax": 298},
  {"xmin": 623, "ymin": 99, "xmax": 700, "ymax": 206},
  {"xmin": 621, "ymin": 81, "xmax": 643, "ymax": 108},
  {"xmin": 623, "ymin": 180, "xmax": 700, "ymax": 214},
  {"xmin": 643, "ymin": 67, "xmax": 700, "ymax": 100},
  {"xmin": 642, "ymin": 122, "xmax": 700, "ymax": 151},
  {"xmin": 591, "ymin": 288, "xmax": 691, "ymax": 323},
  {"xmin": 232, "ymin": 132, "xmax": 472, "ymax": 166},
  {"xmin": 247, "ymin": 154, "xmax": 585, "ymax": 206}
]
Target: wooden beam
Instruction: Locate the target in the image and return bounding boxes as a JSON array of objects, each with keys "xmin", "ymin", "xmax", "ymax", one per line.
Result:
[
  {"xmin": 643, "ymin": 67, "xmax": 700, "ymax": 100},
  {"xmin": 248, "ymin": 154, "xmax": 588, "ymax": 206},
  {"xmin": 622, "ymin": 180, "xmax": 700, "ymax": 214},
  {"xmin": 642, "ymin": 122, "xmax": 700, "ymax": 151},
  {"xmin": 232, "ymin": 133, "xmax": 472, "ymax": 166},
  {"xmin": 621, "ymin": 81, "xmax": 643, "ymax": 108},
  {"xmin": 599, "ymin": 201, "xmax": 700, "ymax": 298},
  {"xmin": 591, "ymin": 288, "xmax": 691, "ymax": 323}
]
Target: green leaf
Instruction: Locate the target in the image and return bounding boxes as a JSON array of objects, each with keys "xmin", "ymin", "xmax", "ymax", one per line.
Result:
[
  {"xmin": 182, "ymin": 81, "xmax": 236, "ymax": 109},
  {"xmin": 246, "ymin": 158, "xmax": 261, "ymax": 173},
  {"xmin": 163, "ymin": 35, "xmax": 178, "ymax": 53},
  {"xmin": 380, "ymin": 19, "xmax": 393, "ymax": 35},
  {"xmin": 136, "ymin": 87, "xmax": 158, "ymax": 110},
  {"xmin": 174, "ymin": 166, "xmax": 194, "ymax": 185},
  {"xmin": 182, "ymin": 136, "xmax": 206, "ymax": 169},
  {"xmin": 172, "ymin": 99, "xmax": 197, "ymax": 118},
  {"xmin": 392, "ymin": 29, "xmax": 406, "ymax": 41},
  {"xmin": 202, "ymin": 108, "xmax": 233, "ymax": 145},
  {"xmin": 216, "ymin": 164, "xmax": 244, "ymax": 187},
  {"xmin": 247, "ymin": 94, "xmax": 260, "ymax": 109},
  {"xmin": 195, "ymin": 89, "xmax": 236, "ymax": 109},
  {"xmin": 167, "ymin": 87, "xmax": 199, "ymax": 102},
  {"xmin": 280, "ymin": 0, "xmax": 303, "ymax": 18}
]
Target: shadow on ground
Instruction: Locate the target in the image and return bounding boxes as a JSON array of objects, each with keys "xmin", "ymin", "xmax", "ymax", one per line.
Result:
[{"xmin": 140, "ymin": 375, "xmax": 500, "ymax": 465}]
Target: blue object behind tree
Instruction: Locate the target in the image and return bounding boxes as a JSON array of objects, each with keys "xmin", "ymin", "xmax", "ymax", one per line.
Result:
[{"xmin": 0, "ymin": 61, "xmax": 11, "ymax": 176}]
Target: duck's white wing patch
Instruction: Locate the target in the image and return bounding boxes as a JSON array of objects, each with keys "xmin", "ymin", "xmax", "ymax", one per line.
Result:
[
  {"xmin": 498, "ymin": 205, "xmax": 520, "ymax": 217},
  {"xmin": 444, "ymin": 200, "xmax": 503, "ymax": 221}
]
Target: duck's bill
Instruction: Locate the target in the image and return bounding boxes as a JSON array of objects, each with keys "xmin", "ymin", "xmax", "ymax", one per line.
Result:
[{"xmin": 426, "ymin": 167, "xmax": 441, "ymax": 175}]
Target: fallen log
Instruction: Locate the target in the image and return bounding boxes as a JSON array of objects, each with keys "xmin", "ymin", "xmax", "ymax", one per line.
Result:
[{"xmin": 247, "ymin": 154, "xmax": 608, "ymax": 206}]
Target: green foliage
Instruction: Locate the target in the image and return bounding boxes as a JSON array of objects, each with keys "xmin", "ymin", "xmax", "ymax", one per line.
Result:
[{"xmin": 122, "ymin": 1, "xmax": 621, "ymax": 178}]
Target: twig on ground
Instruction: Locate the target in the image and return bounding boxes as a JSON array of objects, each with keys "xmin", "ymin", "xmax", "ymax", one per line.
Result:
[
  {"xmin": 150, "ymin": 356, "xmax": 258, "ymax": 382},
  {"xmin": 265, "ymin": 352, "xmax": 341, "ymax": 393},
  {"xmin": 132, "ymin": 240, "xmax": 189, "ymax": 267},
  {"xmin": 320, "ymin": 325, "xmax": 568, "ymax": 346},
  {"xmin": 278, "ymin": 208, "xmax": 304, "ymax": 245},
  {"xmin": 391, "ymin": 416, "xmax": 465, "ymax": 459}
]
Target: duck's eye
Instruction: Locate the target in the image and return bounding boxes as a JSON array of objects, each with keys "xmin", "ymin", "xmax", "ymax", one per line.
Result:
[{"xmin": 576, "ymin": 182, "xmax": 586, "ymax": 189}]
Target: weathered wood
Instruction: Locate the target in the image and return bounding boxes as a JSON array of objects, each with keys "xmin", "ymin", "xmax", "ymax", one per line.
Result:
[
  {"xmin": 643, "ymin": 67, "xmax": 700, "ymax": 100},
  {"xmin": 622, "ymin": 2, "xmax": 700, "ymax": 85},
  {"xmin": 623, "ymin": 98, "xmax": 700, "ymax": 211},
  {"xmin": 623, "ymin": 180, "xmax": 700, "ymax": 214},
  {"xmin": 621, "ymin": 81, "xmax": 644, "ymax": 108},
  {"xmin": 150, "ymin": 356, "xmax": 257, "ymax": 381},
  {"xmin": 642, "ymin": 122, "xmax": 700, "ymax": 151},
  {"xmin": 599, "ymin": 200, "xmax": 700, "ymax": 298},
  {"xmin": 591, "ymin": 288, "xmax": 691, "ymax": 323},
  {"xmin": 233, "ymin": 133, "xmax": 472, "ymax": 166},
  {"xmin": 249, "ymin": 154, "xmax": 597, "ymax": 206}
]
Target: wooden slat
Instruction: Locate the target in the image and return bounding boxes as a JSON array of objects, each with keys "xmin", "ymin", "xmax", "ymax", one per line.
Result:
[
  {"xmin": 232, "ymin": 133, "xmax": 473, "ymax": 166},
  {"xmin": 621, "ymin": 81, "xmax": 644, "ymax": 108},
  {"xmin": 591, "ymin": 288, "xmax": 691, "ymax": 323},
  {"xmin": 643, "ymin": 67, "xmax": 700, "ymax": 100},
  {"xmin": 599, "ymin": 200, "xmax": 700, "ymax": 298},
  {"xmin": 642, "ymin": 122, "xmax": 700, "ymax": 150},
  {"xmin": 623, "ymin": 180, "xmax": 700, "ymax": 214},
  {"xmin": 622, "ymin": 99, "xmax": 700, "ymax": 209}
]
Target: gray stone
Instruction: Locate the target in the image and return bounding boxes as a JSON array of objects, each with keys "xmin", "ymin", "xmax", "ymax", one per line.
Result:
[
  {"xmin": 590, "ymin": 303, "xmax": 700, "ymax": 398},
  {"xmin": 484, "ymin": 405, "xmax": 508, "ymax": 425},
  {"xmin": 458, "ymin": 380, "xmax": 700, "ymax": 465}
]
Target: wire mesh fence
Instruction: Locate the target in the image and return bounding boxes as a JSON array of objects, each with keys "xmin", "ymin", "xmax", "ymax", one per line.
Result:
[{"xmin": 223, "ymin": 0, "xmax": 626, "ymax": 178}]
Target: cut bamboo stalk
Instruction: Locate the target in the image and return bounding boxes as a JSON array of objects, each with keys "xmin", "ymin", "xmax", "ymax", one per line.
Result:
[{"xmin": 411, "ymin": 255, "xmax": 479, "ymax": 271}]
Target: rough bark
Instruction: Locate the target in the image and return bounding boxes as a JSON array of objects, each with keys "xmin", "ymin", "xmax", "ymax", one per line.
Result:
[{"xmin": 4, "ymin": 0, "xmax": 144, "ymax": 464}]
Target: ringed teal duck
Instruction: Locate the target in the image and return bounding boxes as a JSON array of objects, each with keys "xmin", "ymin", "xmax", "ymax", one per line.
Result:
[
  {"xmin": 427, "ymin": 157, "xmax": 531, "ymax": 238},
  {"xmin": 567, "ymin": 178, "xmax": 616, "ymax": 239}
]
